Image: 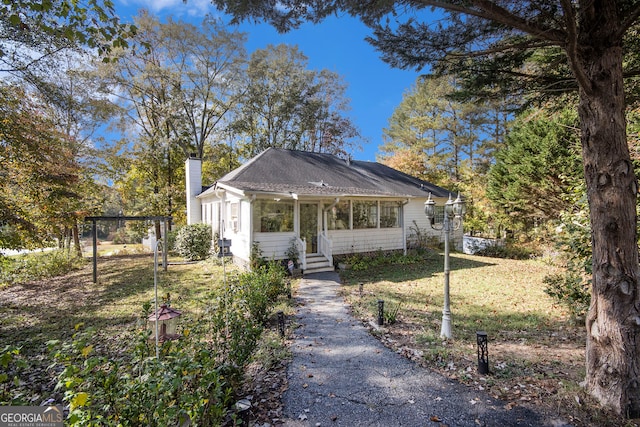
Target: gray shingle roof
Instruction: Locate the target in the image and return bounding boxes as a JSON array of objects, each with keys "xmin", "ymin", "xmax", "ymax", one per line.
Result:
[{"xmin": 201, "ymin": 148, "xmax": 451, "ymax": 199}]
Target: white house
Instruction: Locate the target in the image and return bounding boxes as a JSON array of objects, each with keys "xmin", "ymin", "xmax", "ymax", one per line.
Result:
[{"xmin": 186, "ymin": 148, "xmax": 463, "ymax": 274}]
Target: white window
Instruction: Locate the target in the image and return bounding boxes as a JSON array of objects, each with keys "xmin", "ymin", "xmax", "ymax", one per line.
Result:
[
  {"xmin": 253, "ymin": 200, "xmax": 294, "ymax": 232},
  {"xmin": 328, "ymin": 201, "xmax": 350, "ymax": 230},
  {"xmin": 353, "ymin": 201, "xmax": 378, "ymax": 229},
  {"xmin": 230, "ymin": 202, "xmax": 239, "ymax": 231},
  {"xmin": 380, "ymin": 202, "xmax": 400, "ymax": 228}
]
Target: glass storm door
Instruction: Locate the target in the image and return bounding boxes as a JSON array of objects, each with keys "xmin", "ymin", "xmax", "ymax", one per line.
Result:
[{"xmin": 300, "ymin": 203, "xmax": 318, "ymax": 254}]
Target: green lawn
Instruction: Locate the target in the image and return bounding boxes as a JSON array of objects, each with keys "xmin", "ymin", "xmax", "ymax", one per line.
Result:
[
  {"xmin": 342, "ymin": 252, "xmax": 568, "ymax": 343},
  {"xmin": 0, "ymin": 249, "xmax": 630, "ymax": 426},
  {"xmin": 0, "ymin": 254, "xmax": 228, "ymax": 355},
  {"xmin": 339, "ymin": 251, "xmax": 630, "ymax": 427}
]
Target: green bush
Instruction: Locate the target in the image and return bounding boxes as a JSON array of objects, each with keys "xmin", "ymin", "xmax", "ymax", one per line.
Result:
[
  {"xmin": 543, "ymin": 187, "xmax": 592, "ymax": 322},
  {"xmin": 337, "ymin": 250, "xmax": 426, "ymax": 271},
  {"xmin": 543, "ymin": 272, "xmax": 590, "ymax": 321},
  {"xmin": 165, "ymin": 229, "xmax": 178, "ymax": 253},
  {"xmin": 49, "ymin": 263, "xmax": 289, "ymax": 426},
  {"xmin": 0, "ymin": 250, "xmax": 84, "ymax": 287},
  {"xmin": 51, "ymin": 327, "xmax": 233, "ymax": 426},
  {"xmin": 174, "ymin": 224, "xmax": 212, "ymax": 261}
]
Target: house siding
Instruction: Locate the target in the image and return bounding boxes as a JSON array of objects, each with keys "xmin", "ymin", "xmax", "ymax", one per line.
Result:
[
  {"xmin": 199, "ymin": 195, "xmax": 463, "ymax": 267},
  {"xmin": 253, "ymin": 232, "xmax": 296, "ymax": 261},
  {"xmin": 328, "ymin": 228, "xmax": 404, "ymax": 254},
  {"xmin": 404, "ymin": 199, "xmax": 464, "ymax": 251}
]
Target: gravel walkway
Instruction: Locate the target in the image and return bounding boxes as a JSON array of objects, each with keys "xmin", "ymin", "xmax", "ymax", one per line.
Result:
[{"xmin": 281, "ymin": 272, "xmax": 570, "ymax": 427}]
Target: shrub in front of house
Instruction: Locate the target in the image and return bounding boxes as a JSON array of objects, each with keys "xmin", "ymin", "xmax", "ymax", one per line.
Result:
[
  {"xmin": 174, "ymin": 224, "xmax": 212, "ymax": 261},
  {"xmin": 334, "ymin": 249, "xmax": 427, "ymax": 271}
]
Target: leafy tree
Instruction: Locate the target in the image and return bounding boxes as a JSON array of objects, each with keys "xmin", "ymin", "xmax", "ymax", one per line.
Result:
[
  {"xmin": 202, "ymin": 143, "xmax": 241, "ymax": 185},
  {"xmin": 230, "ymin": 44, "xmax": 361, "ymax": 158},
  {"xmin": 97, "ymin": 13, "xmax": 247, "ymax": 231},
  {"xmin": 0, "ymin": 0, "xmax": 134, "ymax": 73},
  {"xmin": 156, "ymin": 15, "xmax": 247, "ymax": 159},
  {"xmin": 210, "ymin": 0, "xmax": 640, "ymax": 416},
  {"xmin": 380, "ymin": 75, "xmax": 499, "ymax": 186},
  {"xmin": 488, "ymin": 107, "xmax": 583, "ymax": 232},
  {"xmin": 379, "ymin": 75, "xmax": 507, "ymax": 236},
  {"xmin": 0, "ymin": 84, "xmax": 82, "ymax": 249},
  {"xmin": 34, "ymin": 52, "xmax": 120, "ymax": 256},
  {"xmin": 1, "ymin": 2, "xmax": 131, "ymax": 252}
]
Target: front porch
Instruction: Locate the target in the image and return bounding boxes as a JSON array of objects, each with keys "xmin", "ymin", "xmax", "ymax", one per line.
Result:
[{"xmin": 292, "ymin": 234, "xmax": 335, "ymax": 275}]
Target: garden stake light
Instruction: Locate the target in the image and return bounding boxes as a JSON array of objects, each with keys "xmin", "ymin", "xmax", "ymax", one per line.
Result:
[
  {"xmin": 277, "ymin": 311, "xmax": 285, "ymax": 337},
  {"xmin": 477, "ymin": 331, "xmax": 489, "ymax": 374},
  {"xmin": 424, "ymin": 193, "xmax": 466, "ymax": 339},
  {"xmin": 378, "ymin": 299, "xmax": 385, "ymax": 326},
  {"xmin": 359, "ymin": 283, "xmax": 364, "ymax": 297}
]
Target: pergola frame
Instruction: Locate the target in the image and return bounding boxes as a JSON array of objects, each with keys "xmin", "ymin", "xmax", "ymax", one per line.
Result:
[{"xmin": 84, "ymin": 216, "xmax": 172, "ymax": 283}]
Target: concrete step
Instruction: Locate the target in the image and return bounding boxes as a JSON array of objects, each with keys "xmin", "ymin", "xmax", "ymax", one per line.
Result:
[{"xmin": 303, "ymin": 254, "xmax": 334, "ymax": 275}]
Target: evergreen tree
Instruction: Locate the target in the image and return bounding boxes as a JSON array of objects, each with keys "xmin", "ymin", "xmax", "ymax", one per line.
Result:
[{"xmin": 488, "ymin": 107, "xmax": 583, "ymax": 232}]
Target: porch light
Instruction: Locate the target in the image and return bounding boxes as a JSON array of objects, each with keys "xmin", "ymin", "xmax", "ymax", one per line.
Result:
[{"xmin": 424, "ymin": 192, "xmax": 466, "ymax": 339}]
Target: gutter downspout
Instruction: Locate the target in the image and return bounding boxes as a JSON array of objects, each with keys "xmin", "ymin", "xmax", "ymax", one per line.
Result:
[
  {"xmin": 249, "ymin": 194, "xmax": 256, "ymax": 269},
  {"xmin": 401, "ymin": 199, "xmax": 410, "ymax": 255}
]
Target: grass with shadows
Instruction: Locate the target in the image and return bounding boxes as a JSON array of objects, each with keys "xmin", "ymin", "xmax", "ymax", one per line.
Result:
[
  {"xmin": 0, "ymin": 251, "xmax": 288, "ymax": 409},
  {"xmin": 340, "ymin": 251, "xmax": 636, "ymax": 427}
]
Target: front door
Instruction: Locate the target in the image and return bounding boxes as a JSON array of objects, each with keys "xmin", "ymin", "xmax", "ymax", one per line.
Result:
[{"xmin": 300, "ymin": 203, "xmax": 318, "ymax": 254}]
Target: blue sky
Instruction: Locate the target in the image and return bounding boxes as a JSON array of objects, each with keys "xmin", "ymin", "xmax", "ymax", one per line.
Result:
[{"xmin": 113, "ymin": 0, "xmax": 424, "ymax": 161}]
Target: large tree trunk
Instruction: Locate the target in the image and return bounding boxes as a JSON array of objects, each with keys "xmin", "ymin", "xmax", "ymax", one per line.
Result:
[{"xmin": 578, "ymin": 9, "xmax": 640, "ymax": 417}]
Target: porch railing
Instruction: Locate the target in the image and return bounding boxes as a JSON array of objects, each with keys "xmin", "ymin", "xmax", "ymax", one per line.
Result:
[
  {"xmin": 318, "ymin": 233, "xmax": 333, "ymax": 267},
  {"xmin": 295, "ymin": 236, "xmax": 307, "ymax": 270}
]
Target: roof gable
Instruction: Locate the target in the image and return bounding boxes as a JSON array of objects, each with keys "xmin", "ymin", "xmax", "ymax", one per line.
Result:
[{"xmin": 206, "ymin": 148, "xmax": 451, "ymax": 198}]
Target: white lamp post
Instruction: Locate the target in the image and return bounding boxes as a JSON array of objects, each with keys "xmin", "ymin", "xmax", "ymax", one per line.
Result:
[{"xmin": 424, "ymin": 193, "xmax": 465, "ymax": 339}]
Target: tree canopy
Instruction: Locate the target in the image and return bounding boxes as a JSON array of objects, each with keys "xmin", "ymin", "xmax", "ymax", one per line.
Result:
[
  {"xmin": 0, "ymin": 0, "xmax": 134, "ymax": 73},
  {"xmin": 230, "ymin": 43, "xmax": 361, "ymax": 158},
  {"xmin": 488, "ymin": 106, "xmax": 583, "ymax": 229}
]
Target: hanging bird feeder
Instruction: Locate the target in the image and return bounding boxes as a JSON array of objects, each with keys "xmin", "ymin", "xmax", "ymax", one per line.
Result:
[{"xmin": 148, "ymin": 304, "xmax": 182, "ymax": 342}]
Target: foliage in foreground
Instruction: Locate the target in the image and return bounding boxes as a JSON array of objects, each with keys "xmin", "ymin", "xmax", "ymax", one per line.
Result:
[
  {"xmin": 543, "ymin": 186, "xmax": 592, "ymax": 321},
  {"xmin": 44, "ymin": 262, "xmax": 287, "ymax": 426},
  {"xmin": 0, "ymin": 250, "xmax": 84, "ymax": 287}
]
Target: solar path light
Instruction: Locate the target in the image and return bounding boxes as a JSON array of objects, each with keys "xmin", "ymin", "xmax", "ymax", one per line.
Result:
[{"xmin": 477, "ymin": 331, "xmax": 489, "ymax": 374}]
